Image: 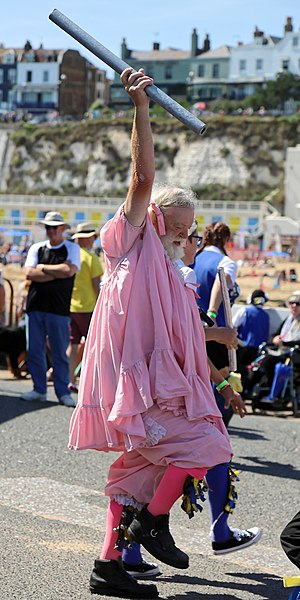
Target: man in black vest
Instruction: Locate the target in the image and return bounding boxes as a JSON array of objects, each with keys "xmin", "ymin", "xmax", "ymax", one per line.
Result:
[{"xmin": 21, "ymin": 211, "xmax": 80, "ymax": 406}]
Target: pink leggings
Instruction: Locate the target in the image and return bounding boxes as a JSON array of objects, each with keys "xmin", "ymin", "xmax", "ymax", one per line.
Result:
[{"xmin": 100, "ymin": 463, "xmax": 207, "ymax": 560}]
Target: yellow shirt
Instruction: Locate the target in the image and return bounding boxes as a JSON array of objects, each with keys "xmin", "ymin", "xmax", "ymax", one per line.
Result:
[{"xmin": 70, "ymin": 247, "xmax": 103, "ymax": 313}]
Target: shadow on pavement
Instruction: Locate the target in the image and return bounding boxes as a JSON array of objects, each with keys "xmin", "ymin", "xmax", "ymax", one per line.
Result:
[
  {"xmin": 228, "ymin": 425, "xmax": 268, "ymax": 441},
  {"xmin": 0, "ymin": 393, "xmax": 57, "ymax": 424},
  {"xmin": 235, "ymin": 455, "xmax": 300, "ymax": 480},
  {"xmin": 162, "ymin": 570, "xmax": 282, "ymax": 598}
]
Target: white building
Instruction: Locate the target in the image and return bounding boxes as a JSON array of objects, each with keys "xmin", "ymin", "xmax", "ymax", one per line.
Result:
[
  {"xmin": 15, "ymin": 60, "xmax": 60, "ymax": 113},
  {"xmin": 285, "ymin": 144, "xmax": 300, "ymax": 222},
  {"xmin": 0, "ymin": 194, "xmax": 278, "ymax": 242},
  {"xmin": 229, "ymin": 17, "xmax": 300, "ymax": 99}
]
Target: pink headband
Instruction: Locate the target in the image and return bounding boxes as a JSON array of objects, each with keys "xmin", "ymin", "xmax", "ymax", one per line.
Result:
[{"xmin": 150, "ymin": 202, "xmax": 166, "ymax": 236}]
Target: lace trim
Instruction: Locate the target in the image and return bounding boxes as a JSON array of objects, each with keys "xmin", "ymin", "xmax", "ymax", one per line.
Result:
[
  {"xmin": 139, "ymin": 415, "xmax": 167, "ymax": 447},
  {"xmin": 111, "ymin": 494, "xmax": 143, "ymax": 511}
]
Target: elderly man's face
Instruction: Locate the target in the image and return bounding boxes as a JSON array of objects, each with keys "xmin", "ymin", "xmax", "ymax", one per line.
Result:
[
  {"xmin": 289, "ymin": 299, "xmax": 300, "ymax": 319},
  {"xmin": 161, "ymin": 206, "xmax": 194, "ymax": 262}
]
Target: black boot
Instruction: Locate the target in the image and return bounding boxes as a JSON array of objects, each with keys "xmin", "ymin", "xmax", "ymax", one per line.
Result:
[
  {"xmin": 127, "ymin": 505, "xmax": 189, "ymax": 569},
  {"xmin": 90, "ymin": 559, "xmax": 159, "ymax": 598}
]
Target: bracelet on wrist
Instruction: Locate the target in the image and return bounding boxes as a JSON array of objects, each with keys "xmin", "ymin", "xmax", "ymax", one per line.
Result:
[
  {"xmin": 216, "ymin": 379, "xmax": 229, "ymax": 392},
  {"xmin": 219, "ymin": 384, "xmax": 231, "ymax": 395},
  {"xmin": 207, "ymin": 311, "xmax": 217, "ymax": 319}
]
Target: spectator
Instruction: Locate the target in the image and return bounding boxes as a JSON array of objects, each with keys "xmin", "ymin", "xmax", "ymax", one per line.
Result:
[
  {"xmin": 247, "ymin": 291, "xmax": 300, "ymax": 395},
  {"xmin": 233, "ymin": 289, "xmax": 270, "ymax": 389},
  {"xmin": 68, "ymin": 222, "xmax": 103, "ymax": 392},
  {"xmin": 193, "ymin": 222, "xmax": 239, "ymax": 424},
  {"xmin": 21, "ymin": 211, "xmax": 80, "ymax": 407}
]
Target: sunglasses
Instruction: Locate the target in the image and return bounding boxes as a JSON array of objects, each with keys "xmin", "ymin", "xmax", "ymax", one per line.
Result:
[
  {"xmin": 188, "ymin": 234, "xmax": 202, "ymax": 246},
  {"xmin": 45, "ymin": 225, "xmax": 60, "ymax": 230},
  {"xmin": 289, "ymin": 301, "xmax": 300, "ymax": 306}
]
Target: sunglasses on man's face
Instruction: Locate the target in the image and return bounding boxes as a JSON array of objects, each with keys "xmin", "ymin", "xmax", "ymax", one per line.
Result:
[
  {"xmin": 289, "ymin": 301, "xmax": 300, "ymax": 306},
  {"xmin": 188, "ymin": 235, "xmax": 202, "ymax": 246},
  {"xmin": 45, "ymin": 225, "xmax": 60, "ymax": 230}
]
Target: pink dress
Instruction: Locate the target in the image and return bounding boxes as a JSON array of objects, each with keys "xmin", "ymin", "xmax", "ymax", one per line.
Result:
[{"xmin": 69, "ymin": 205, "xmax": 232, "ymax": 505}]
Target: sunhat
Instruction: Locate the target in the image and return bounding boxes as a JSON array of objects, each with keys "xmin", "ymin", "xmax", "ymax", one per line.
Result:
[
  {"xmin": 71, "ymin": 222, "xmax": 98, "ymax": 239},
  {"xmin": 39, "ymin": 211, "xmax": 70, "ymax": 228}
]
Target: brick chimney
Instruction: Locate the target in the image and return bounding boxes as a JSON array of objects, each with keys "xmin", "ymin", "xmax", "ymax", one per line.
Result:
[
  {"xmin": 203, "ymin": 33, "xmax": 210, "ymax": 52},
  {"xmin": 284, "ymin": 17, "xmax": 293, "ymax": 33},
  {"xmin": 191, "ymin": 28, "xmax": 198, "ymax": 57},
  {"xmin": 121, "ymin": 38, "xmax": 131, "ymax": 60}
]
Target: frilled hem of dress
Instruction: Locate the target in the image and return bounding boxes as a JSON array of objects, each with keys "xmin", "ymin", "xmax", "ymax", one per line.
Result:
[{"xmin": 69, "ymin": 349, "xmax": 223, "ymax": 452}]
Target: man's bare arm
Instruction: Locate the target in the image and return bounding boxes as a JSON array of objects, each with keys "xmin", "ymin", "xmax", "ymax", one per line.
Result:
[
  {"xmin": 37, "ymin": 262, "xmax": 77, "ymax": 279},
  {"xmin": 205, "ymin": 326, "xmax": 238, "ymax": 348},
  {"xmin": 122, "ymin": 68, "xmax": 155, "ymax": 227},
  {"xmin": 92, "ymin": 276, "xmax": 100, "ymax": 297},
  {"xmin": 26, "ymin": 267, "xmax": 55, "ymax": 282},
  {"xmin": 26, "ymin": 262, "xmax": 77, "ymax": 281}
]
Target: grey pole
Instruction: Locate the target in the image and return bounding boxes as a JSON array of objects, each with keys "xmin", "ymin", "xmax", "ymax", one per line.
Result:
[{"xmin": 49, "ymin": 9, "xmax": 207, "ymax": 135}]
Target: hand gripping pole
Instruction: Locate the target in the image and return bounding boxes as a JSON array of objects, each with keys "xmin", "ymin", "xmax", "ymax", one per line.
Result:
[{"xmin": 49, "ymin": 9, "xmax": 207, "ymax": 135}]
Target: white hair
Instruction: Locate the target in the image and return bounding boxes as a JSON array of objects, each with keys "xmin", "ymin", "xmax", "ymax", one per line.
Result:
[{"xmin": 152, "ymin": 185, "xmax": 196, "ymax": 210}]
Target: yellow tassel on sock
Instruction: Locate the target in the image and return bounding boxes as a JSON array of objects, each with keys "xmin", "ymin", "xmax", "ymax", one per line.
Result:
[{"xmin": 283, "ymin": 576, "xmax": 300, "ymax": 588}]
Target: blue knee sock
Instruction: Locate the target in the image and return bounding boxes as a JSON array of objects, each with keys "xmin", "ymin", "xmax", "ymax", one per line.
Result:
[
  {"xmin": 122, "ymin": 542, "xmax": 142, "ymax": 565},
  {"xmin": 206, "ymin": 463, "xmax": 231, "ymax": 542}
]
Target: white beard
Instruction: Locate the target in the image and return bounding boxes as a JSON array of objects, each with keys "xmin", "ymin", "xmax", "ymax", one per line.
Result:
[{"xmin": 161, "ymin": 234, "xmax": 186, "ymax": 262}]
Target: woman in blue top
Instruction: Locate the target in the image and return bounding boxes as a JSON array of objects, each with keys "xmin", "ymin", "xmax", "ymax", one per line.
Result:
[{"xmin": 193, "ymin": 222, "xmax": 238, "ymax": 371}]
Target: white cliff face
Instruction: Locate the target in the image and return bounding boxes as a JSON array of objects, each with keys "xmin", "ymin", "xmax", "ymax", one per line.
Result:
[
  {"xmin": 161, "ymin": 138, "xmax": 249, "ymax": 188},
  {"xmin": 0, "ymin": 123, "xmax": 291, "ymax": 195}
]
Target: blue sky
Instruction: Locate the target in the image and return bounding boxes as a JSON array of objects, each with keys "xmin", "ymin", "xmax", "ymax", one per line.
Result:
[{"xmin": 2, "ymin": 0, "xmax": 300, "ymax": 78}]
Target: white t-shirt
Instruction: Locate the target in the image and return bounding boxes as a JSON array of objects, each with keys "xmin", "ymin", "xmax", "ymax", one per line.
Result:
[{"xmin": 25, "ymin": 239, "xmax": 80, "ymax": 270}]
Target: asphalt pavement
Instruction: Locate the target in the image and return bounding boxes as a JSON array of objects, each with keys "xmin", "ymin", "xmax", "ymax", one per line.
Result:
[{"xmin": 0, "ymin": 372, "xmax": 299, "ymax": 600}]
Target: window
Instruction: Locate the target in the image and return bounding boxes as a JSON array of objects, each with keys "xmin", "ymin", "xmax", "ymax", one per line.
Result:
[
  {"xmin": 11, "ymin": 209, "xmax": 20, "ymax": 225},
  {"xmin": 239, "ymin": 59, "xmax": 246, "ymax": 71},
  {"xmin": 8, "ymin": 69, "xmax": 16, "ymax": 84},
  {"xmin": 147, "ymin": 67, "xmax": 153, "ymax": 78},
  {"xmin": 0, "ymin": 70, "xmax": 3, "ymax": 84},
  {"xmin": 198, "ymin": 64, "xmax": 205, "ymax": 77},
  {"xmin": 22, "ymin": 91, "xmax": 37, "ymax": 103},
  {"xmin": 0, "ymin": 90, "xmax": 3, "ymax": 104},
  {"xmin": 8, "ymin": 89, "xmax": 15, "ymax": 106},
  {"xmin": 248, "ymin": 217, "xmax": 259, "ymax": 231},
  {"xmin": 26, "ymin": 71, "xmax": 32, "ymax": 83},
  {"xmin": 165, "ymin": 65, "xmax": 172, "ymax": 79},
  {"xmin": 4, "ymin": 51, "xmax": 15, "ymax": 64},
  {"xmin": 212, "ymin": 63, "xmax": 219, "ymax": 78},
  {"xmin": 211, "ymin": 216, "xmax": 222, "ymax": 223},
  {"xmin": 43, "ymin": 70, "xmax": 49, "ymax": 82},
  {"xmin": 42, "ymin": 92, "xmax": 52, "ymax": 103},
  {"xmin": 282, "ymin": 59, "xmax": 289, "ymax": 71},
  {"xmin": 293, "ymin": 37, "xmax": 299, "ymax": 46},
  {"xmin": 75, "ymin": 211, "xmax": 85, "ymax": 222},
  {"xmin": 256, "ymin": 58, "xmax": 263, "ymax": 70}
]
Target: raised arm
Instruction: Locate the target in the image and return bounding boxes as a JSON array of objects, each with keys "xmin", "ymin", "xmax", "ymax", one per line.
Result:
[{"xmin": 122, "ymin": 68, "xmax": 155, "ymax": 227}]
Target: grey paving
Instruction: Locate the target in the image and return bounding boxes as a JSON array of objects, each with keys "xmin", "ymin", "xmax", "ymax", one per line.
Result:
[{"xmin": 0, "ymin": 374, "xmax": 299, "ymax": 600}]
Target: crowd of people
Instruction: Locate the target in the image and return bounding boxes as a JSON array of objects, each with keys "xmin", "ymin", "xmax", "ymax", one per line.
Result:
[{"xmin": 0, "ymin": 67, "xmax": 299, "ymax": 599}]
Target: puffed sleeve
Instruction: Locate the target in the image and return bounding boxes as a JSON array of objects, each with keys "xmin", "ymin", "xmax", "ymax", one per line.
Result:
[{"xmin": 100, "ymin": 203, "xmax": 145, "ymax": 259}]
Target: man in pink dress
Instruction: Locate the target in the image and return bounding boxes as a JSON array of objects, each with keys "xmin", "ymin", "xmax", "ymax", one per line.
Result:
[{"xmin": 69, "ymin": 68, "xmax": 234, "ymax": 598}]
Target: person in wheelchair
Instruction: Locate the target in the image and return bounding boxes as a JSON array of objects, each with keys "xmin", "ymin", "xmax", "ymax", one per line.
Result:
[
  {"xmin": 233, "ymin": 289, "xmax": 270, "ymax": 393},
  {"xmin": 247, "ymin": 291, "xmax": 300, "ymax": 404}
]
